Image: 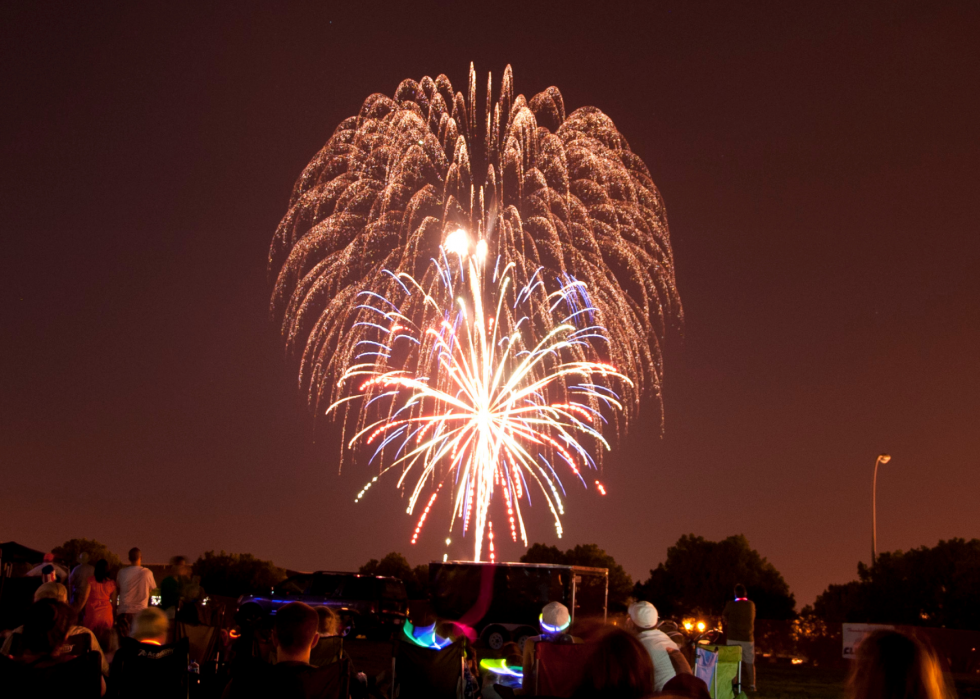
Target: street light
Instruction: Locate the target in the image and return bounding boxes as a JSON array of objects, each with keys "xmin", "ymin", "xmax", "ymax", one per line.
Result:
[{"xmin": 872, "ymin": 453, "xmax": 892, "ymax": 565}]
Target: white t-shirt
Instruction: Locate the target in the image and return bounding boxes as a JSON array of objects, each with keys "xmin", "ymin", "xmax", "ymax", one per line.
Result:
[
  {"xmin": 637, "ymin": 628, "xmax": 680, "ymax": 692},
  {"xmin": 116, "ymin": 565, "xmax": 157, "ymax": 614}
]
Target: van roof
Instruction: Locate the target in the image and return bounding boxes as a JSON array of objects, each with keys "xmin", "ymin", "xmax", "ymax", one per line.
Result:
[
  {"xmin": 309, "ymin": 571, "xmax": 406, "ymax": 583},
  {"xmin": 435, "ymin": 561, "xmax": 608, "ymax": 576}
]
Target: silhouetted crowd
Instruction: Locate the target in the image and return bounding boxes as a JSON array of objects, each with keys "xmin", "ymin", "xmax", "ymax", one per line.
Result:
[{"xmin": 0, "ymin": 552, "xmax": 957, "ymax": 699}]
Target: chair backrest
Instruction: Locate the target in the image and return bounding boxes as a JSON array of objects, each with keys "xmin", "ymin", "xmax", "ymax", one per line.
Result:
[
  {"xmin": 61, "ymin": 631, "xmax": 92, "ymax": 657},
  {"xmin": 176, "ymin": 621, "xmax": 219, "ymax": 664},
  {"xmin": 309, "ymin": 636, "xmax": 344, "ymax": 667},
  {"xmin": 0, "ymin": 627, "xmax": 88, "ymax": 658},
  {"xmin": 111, "ymin": 636, "xmax": 190, "ymax": 699},
  {"xmin": 534, "ymin": 642, "xmax": 597, "ymax": 698},
  {"xmin": 299, "ymin": 656, "xmax": 350, "ymax": 699},
  {"xmin": 0, "ymin": 650, "xmax": 102, "ymax": 698},
  {"xmin": 395, "ymin": 639, "xmax": 465, "ymax": 699},
  {"xmin": 237, "ymin": 658, "xmax": 351, "ymax": 699}
]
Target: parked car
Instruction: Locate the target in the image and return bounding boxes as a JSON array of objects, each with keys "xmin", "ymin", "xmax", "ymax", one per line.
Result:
[{"xmin": 237, "ymin": 571, "xmax": 408, "ymax": 639}]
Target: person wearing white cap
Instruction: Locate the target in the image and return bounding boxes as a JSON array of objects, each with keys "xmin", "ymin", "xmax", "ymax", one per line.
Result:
[
  {"xmin": 520, "ymin": 601, "xmax": 575, "ymax": 693},
  {"xmin": 629, "ymin": 600, "xmax": 681, "ymax": 692}
]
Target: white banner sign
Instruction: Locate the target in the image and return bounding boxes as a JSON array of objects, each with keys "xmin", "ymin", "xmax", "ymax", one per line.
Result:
[{"xmin": 842, "ymin": 623, "xmax": 894, "ymax": 659}]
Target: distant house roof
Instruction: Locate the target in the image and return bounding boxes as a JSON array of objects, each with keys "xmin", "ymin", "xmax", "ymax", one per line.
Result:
[{"xmin": 0, "ymin": 541, "xmax": 46, "ymax": 565}]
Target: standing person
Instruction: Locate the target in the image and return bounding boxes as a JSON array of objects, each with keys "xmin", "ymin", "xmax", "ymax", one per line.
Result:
[
  {"xmin": 723, "ymin": 584, "xmax": 756, "ymax": 692},
  {"xmin": 116, "ymin": 547, "xmax": 156, "ymax": 637},
  {"xmin": 160, "ymin": 555, "xmax": 192, "ymax": 620},
  {"xmin": 69, "ymin": 552, "xmax": 95, "ymax": 618},
  {"xmin": 84, "ymin": 559, "xmax": 118, "ymax": 651},
  {"xmin": 628, "ymin": 601, "xmax": 686, "ymax": 692}
]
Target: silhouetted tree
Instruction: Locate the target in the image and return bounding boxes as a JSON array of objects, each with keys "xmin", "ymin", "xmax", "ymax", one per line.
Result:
[
  {"xmin": 522, "ymin": 544, "xmax": 566, "ymax": 565},
  {"xmin": 521, "ymin": 543, "xmax": 633, "ymax": 611},
  {"xmin": 359, "ymin": 552, "xmax": 428, "ymax": 597},
  {"xmin": 52, "ymin": 538, "xmax": 123, "ymax": 576},
  {"xmin": 192, "ymin": 551, "xmax": 286, "ymax": 597},
  {"xmin": 811, "ymin": 538, "xmax": 980, "ymax": 630},
  {"xmin": 634, "ymin": 534, "xmax": 796, "ymax": 619}
]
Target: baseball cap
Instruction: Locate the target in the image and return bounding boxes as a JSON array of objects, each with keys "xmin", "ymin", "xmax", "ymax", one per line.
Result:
[{"xmin": 629, "ymin": 601, "xmax": 659, "ymax": 629}]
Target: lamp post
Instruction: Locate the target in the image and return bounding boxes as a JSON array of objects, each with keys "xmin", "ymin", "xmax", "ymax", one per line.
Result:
[{"xmin": 872, "ymin": 453, "xmax": 892, "ymax": 565}]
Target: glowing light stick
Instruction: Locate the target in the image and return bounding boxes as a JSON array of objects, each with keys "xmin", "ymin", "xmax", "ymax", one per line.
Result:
[
  {"xmin": 539, "ymin": 612, "xmax": 571, "ymax": 635},
  {"xmin": 480, "ymin": 658, "xmax": 523, "ymax": 679},
  {"xmin": 402, "ymin": 620, "xmax": 453, "ymax": 650}
]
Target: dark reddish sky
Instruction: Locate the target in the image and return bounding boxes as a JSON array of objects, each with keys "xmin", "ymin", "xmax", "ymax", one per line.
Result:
[{"xmin": 2, "ymin": 2, "xmax": 978, "ymax": 607}]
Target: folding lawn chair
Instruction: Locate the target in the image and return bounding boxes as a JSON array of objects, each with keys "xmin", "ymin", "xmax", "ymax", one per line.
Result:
[
  {"xmin": 393, "ymin": 638, "xmax": 466, "ymax": 699},
  {"xmin": 694, "ymin": 644, "xmax": 746, "ymax": 699},
  {"xmin": 532, "ymin": 642, "xmax": 597, "ymax": 698}
]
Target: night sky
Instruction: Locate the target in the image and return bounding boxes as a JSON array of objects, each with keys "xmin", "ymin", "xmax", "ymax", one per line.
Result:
[{"xmin": 2, "ymin": 2, "xmax": 978, "ymax": 607}]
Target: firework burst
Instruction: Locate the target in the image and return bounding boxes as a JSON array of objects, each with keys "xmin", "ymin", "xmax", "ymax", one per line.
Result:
[
  {"xmin": 330, "ymin": 239, "xmax": 630, "ymax": 560},
  {"xmin": 270, "ymin": 65, "xmax": 681, "ymax": 556}
]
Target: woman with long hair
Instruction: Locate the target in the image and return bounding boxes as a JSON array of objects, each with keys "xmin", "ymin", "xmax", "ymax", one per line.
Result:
[
  {"xmin": 82, "ymin": 559, "xmax": 117, "ymax": 650},
  {"xmin": 847, "ymin": 629, "xmax": 953, "ymax": 699}
]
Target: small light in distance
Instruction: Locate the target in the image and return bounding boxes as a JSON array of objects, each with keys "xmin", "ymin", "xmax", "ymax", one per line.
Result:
[
  {"xmin": 696, "ymin": 621, "xmax": 706, "ymax": 632},
  {"xmin": 683, "ymin": 620, "xmax": 694, "ymax": 631},
  {"xmin": 791, "ymin": 658, "xmax": 804, "ymax": 665},
  {"xmin": 595, "ymin": 481, "xmax": 607, "ymax": 496}
]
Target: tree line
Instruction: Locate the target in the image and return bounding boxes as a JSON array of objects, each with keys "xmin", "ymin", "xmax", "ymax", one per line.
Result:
[{"xmin": 50, "ymin": 535, "xmax": 980, "ymax": 630}]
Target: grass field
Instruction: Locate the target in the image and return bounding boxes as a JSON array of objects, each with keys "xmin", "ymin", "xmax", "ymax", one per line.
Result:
[
  {"xmin": 346, "ymin": 640, "xmax": 980, "ymax": 698},
  {"xmin": 755, "ymin": 663, "xmax": 847, "ymax": 699},
  {"xmin": 737, "ymin": 661, "xmax": 979, "ymax": 699}
]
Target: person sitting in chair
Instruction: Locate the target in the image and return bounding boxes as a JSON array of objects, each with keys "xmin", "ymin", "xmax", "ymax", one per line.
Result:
[
  {"xmin": 310, "ymin": 606, "xmax": 344, "ymax": 667},
  {"xmin": 224, "ymin": 602, "xmax": 342, "ymax": 699},
  {"xmin": 521, "ymin": 601, "xmax": 576, "ymax": 693},
  {"xmin": 628, "ymin": 601, "xmax": 690, "ymax": 693},
  {"xmin": 132, "ymin": 606, "xmax": 169, "ymax": 645},
  {"xmin": 8, "ymin": 598, "xmax": 106, "ymax": 696},
  {"xmin": 2, "ymin": 582, "xmax": 109, "ymax": 675}
]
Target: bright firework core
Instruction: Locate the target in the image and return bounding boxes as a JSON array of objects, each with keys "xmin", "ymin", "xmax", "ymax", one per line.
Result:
[
  {"xmin": 270, "ymin": 64, "xmax": 681, "ymax": 560},
  {"xmin": 329, "ymin": 242, "xmax": 630, "ymax": 561},
  {"xmin": 445, "ymin": 228, "xmax": 470, "ymax": 257}
]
